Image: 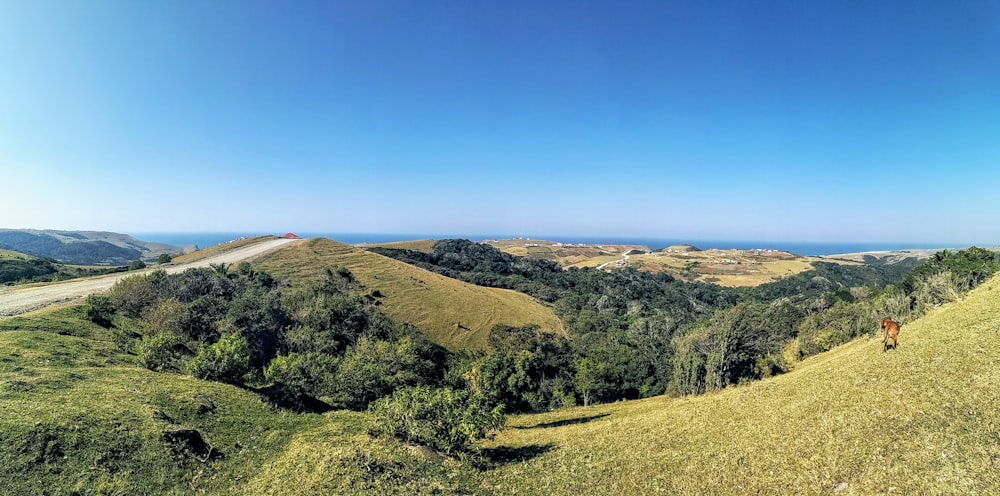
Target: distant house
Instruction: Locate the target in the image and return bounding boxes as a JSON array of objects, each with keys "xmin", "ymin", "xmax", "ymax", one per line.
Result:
[{"xmin": 279, "ymin": 232, "xmax": 302, "ymax": 239}]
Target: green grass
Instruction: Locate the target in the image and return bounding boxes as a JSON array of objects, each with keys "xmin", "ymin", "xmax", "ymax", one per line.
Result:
[
  {"xmin": 0, "ymin": 305, "xmax": 107, "ymax": 337},
  {"xmin": 0, "ymin": 248, "xmax": 35, "ymax": 260},
  {"xmin": 480, "ymin": 274, "xmax": 1000, "ymax": 494},
  {"xmin": 5, "ymin": 270, "xmax": 1000, "ymax": 494},
  {"xmin": 257, "ymin": 238, "xmax": 565, "ymax": 350},
  {"xmin": 0, "ymin": 306, "xmax": 486, "ymax": 495}
]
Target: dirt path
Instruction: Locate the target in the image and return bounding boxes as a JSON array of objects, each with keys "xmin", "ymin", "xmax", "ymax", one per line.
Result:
[
  {"xmin": 597, "ymin": 250, "xmax": 631, "ymax": 270},
  {"xmin": 0, "ymin": 238, "xmax": 301, "ymax": 318}
]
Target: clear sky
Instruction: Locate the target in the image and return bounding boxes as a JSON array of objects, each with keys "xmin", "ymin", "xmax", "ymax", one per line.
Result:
[{"xmin": 1, "ymin": 1, "xmax": 998, "ymax": 242}]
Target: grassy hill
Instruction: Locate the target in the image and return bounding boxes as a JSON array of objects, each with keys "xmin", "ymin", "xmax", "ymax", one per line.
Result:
[
  {"xmin": 2, "ymin": 270, "xmax": 1000, "ymax": 493},
  {"xmin": 0, "ymin": 229, "xmax": 183, "ymax": 265},
  {"xmin": 480, "ymin": 273, "xmax": 1000, "ymax": 494},
  {"xmin": 0, "ymin": 248, "xmax": 35, "ymax": 260},
  {"xmin": 255, "ymin": 238, "xmax": 564, "ymax": 350},
  {"xmin": 0, "ymin": 306, "xmax": 471, "ymax": 495}
]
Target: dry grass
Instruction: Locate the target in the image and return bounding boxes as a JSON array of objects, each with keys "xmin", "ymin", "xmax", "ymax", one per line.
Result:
[
  {"xmin": 256, "ymin": 238, "xmax": 565, "ymax": 350},
  {"xmin": 487, "ymin": 239, "xmax": 855, "ymax": 287},
  {"xmin": 170, "ymin": 236, "xmax": 278, "ymax": 263},
  {"xmin": 482, "ymin": 274, "xmax": 1000, "ymax": 494}
]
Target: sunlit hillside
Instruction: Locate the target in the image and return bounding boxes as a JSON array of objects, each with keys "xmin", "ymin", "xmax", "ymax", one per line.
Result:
[
  {"xmin": 480, "ymin": 274, "xmax": 1000, "ymax": 494},
  {"xmin": 2, "ymin": 268, "xmax": 1000, "ymax": 494},
  {"xmin": 256, "ymin": 238, "xmax": 565, "ymax": 350}
]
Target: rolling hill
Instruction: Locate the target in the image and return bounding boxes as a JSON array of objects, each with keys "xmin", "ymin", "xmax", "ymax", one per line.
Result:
[
  {"xmin": 480, "ymin": 272, "xmax": 1000, "ymax": 494},
  {"xmin": 1, "ymin": 260, "xmax": 999, "ymax": 493},
  {"xmin": 255, "ymin": 237, "xmax": 565, "ymax": 350},
  {"xmin": 0, "ymin": 229, "xmax": 183, "ymax": 265}
]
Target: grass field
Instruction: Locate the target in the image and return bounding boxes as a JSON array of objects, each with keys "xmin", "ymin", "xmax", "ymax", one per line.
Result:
[
  {"xmin": 2, "ymin": 272, "xmax": 1000, "ymax": 494},
  {"xmin": 0, "ymin": 306, "xmax": 485, "ymax": 495},
  {"xmin": 481, "ymin": 273, "xmax": 1000, "ymax": 494},
  {"xmin": 256, "ymin": 238, "xmax": 565, "ymax": 350}
]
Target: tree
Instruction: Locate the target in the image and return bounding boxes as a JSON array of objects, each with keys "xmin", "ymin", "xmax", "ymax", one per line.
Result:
[
  {"xmin": 157, "ymin": 253, "xmax": 173, "ymax": 264},
  {"xmin": 128, "ymin": 259, "xmax": 147, "ymax": 271},
  {"xmin": 574, "ymin": 357, "xmax": 609, "ymax": 407}
]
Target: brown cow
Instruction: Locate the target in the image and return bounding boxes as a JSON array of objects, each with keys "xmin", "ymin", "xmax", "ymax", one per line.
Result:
[{"xmin": 881, "ymin": 318, "xmax": 901, "ymax": 351}]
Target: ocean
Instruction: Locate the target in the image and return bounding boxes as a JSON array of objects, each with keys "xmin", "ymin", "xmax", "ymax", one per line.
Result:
[{"xmin": 130, "ymin": 232, "xmax": 976, "ymax": 257}]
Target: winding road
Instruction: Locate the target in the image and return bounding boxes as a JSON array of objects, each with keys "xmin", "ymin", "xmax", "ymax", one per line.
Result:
[
  {"xmin": 0, "ymin": 238, "xmax": 300, "ymax": 318},
  {"xmin": 597, "ymin": 250, "xmax": 632, "ymax": 270}
]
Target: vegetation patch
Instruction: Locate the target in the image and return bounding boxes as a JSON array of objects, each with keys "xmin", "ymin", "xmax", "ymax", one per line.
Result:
[{"xmin": 257, "ymin": 237, "xmax": 565, "ymax": 350}]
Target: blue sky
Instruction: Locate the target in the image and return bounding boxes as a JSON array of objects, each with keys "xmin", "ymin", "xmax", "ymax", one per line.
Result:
[{"xmin": 1, "ymin": 1, "xmax": 998, "ymax": 243}]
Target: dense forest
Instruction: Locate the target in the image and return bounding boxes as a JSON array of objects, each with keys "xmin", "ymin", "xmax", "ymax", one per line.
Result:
[
  {"xmin": 371, "ymin": 241, "xmax": 993, "ymax": 401},
  {"xmin": 92, "ymin": 244, "xmax": 999, "ymax": 438}
]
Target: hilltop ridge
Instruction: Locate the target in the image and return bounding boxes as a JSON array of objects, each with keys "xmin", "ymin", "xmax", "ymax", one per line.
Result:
[{"xmin": 256, "ymin": 237, "xmax": 564, "ymax": 350}]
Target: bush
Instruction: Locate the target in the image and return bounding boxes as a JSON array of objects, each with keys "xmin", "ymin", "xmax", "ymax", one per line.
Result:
[
  {"xmin": 128, "ymin": 259, "xmax": 147, "ymax": 271},
  {"xmin": 367, "ymin": 386, "xmax": 505, "ymax": 457},
  {"xmin": 108, "ymin": 273, "xmax": 159, "ymax": 318},
  {"xmin": 157, "ymin": 253, "xmax": 173, "ymax": 264},
  {"xmin": 137, "ymin": 332, "xmax": 185, "ymax": 372},
  {"xmin": 187, "ymin": 333, "xmax": 252, "ymax": 385},
  {"xmin": 331, "ymin": 336, "xmax": 438, "ymax": 410},
  {"xmin": 264, "ymin": 352, "xmax": 338, "ymax": 398},
  {"xmin": 85, "ymin": 294, "xmax": 116, "ymax": 327}
]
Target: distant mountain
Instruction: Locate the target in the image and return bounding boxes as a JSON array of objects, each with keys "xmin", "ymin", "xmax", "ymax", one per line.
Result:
[{"xmin": 0, "ymin": 229, "xmax": 184, "ymax": 265}]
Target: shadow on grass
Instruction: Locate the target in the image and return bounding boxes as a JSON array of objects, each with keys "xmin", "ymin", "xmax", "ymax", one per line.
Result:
[
  {"xmin": 515, "ymin": 413, "xmax": 610, "ymax": 430},
  {"xmin": 481, "ymin": 443, "xmax": 556, "ymax": 465},
  {"xmin": 253, "ymin": 383, "xmax": 334, "ymax": 413}
]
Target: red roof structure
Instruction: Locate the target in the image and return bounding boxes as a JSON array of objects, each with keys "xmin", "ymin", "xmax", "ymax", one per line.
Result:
[{"xmin": 279, "ymin": 232, "xmax": 302, "ymax": 239}]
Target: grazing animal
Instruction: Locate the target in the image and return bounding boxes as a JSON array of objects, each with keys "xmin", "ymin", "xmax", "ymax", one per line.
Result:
[{"xmin": 881, "ymin": 318, "xmax": 901, "ymax": 351}]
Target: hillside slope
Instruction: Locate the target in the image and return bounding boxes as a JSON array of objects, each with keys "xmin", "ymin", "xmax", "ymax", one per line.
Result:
[
  {"xmin": 482, "ymin": 273, "xmax": 1000, "ymax": 494},
  {"xmin": 256, "ymin": 238, "xmax": 565, "ymax": 350},
  {"xmin": 0, "ymin": 229, "xmax": 181, "ymax": 265}
]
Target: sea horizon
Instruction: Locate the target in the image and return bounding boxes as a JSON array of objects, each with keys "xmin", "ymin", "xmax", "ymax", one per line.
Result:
[{"xmin": 130, "ymin": 231, "xmax": 981, "ymax": 257}]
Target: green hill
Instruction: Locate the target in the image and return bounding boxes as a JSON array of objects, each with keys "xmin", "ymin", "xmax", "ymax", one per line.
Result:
[
  {"xmin": 480, "ymin": 273, "xmax": 1000, "ymax": 494},
  {"xmin": 2, "ymin": 270, "xmax": 1000, "ymax": 493},
  {"xmin": 255, "ymin": 238, "xmax": 565, "ymax": 350},
  {"xmin": 0, "ymin": 229, "xmax": 182, "ymax": 265}
]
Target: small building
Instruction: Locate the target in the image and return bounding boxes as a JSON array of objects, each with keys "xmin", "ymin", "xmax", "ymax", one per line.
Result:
[{"xmin": 279, "ymin": 232, "xmax": 302, "ymax": 239}]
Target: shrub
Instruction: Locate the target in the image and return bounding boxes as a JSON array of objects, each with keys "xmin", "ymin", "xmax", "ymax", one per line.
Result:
[
  {"xmin": 264, "ymin": 352, "xmax": 338, "ymax": 398},
  {"xmin": 367, "ymin": 386, "xmax": 505, "ymax": 456},
  {"xmin": 187, "ymin": 333, "xmax": 252, "ymax": 385},
  {"xmin": 137, "ymin": 332, "xmax": 184, "ymax": 372},
  {"xmin": 331, "ymin": 336, "xmax": 438, "ymax": 410},
  {"xmin": 85, "ymin": 294, "xmax": 116, "ymax": 327},
  {"xmin": 157, "ymin": 253, "xmax": 173, "ymax": 264},
  {"xmin": 142, "ymin": 298, "xmax": 186, "ymax": 335},
  {"xmin": 108, "ymin": 273, "xmax": 159, "ymax": 318},
  {"xmin": 128, "ymin": 259, "xmax": 147, "ymax": 271}
]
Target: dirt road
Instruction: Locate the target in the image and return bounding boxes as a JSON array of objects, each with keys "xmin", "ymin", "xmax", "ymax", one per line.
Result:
[{"xmin": 0, "ymin": 238, "xmax": 300, "ymax": 318}]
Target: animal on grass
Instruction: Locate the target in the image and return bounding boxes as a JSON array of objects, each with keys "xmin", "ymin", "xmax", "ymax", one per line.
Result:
[{"xmin": 881, "ymin": 318, "xmax": 901, "ymax": 352}]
